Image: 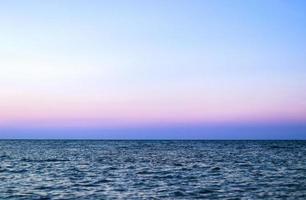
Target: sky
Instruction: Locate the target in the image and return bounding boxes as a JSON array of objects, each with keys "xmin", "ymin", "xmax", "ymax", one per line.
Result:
[{"xmin": 0, "ymin": 0, "xmax": 306, "ymax": 139}]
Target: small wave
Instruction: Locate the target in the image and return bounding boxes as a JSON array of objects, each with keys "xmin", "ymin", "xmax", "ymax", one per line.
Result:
[
  {"xmin": 173, "ymin": 190, "xmax": 186, "ymax": 197},
  {"xmin": 198, "ymin": 188, "xmax": 216, "ymax": 194},
  {"xmin": 9, "ymin": 169, "xmax": 28, "ymax": 173},
  {"xmin": 94, "ymin": 179, "xmax": 112, "ymax": 184},
  {"xmin": 0, "ymin": 155, "xmax": 10, "ymax": 159},
  {"xmin": 211, "ymin": 166, "xmax": 221, "ymax": 171},
  {"xmin": 270, "ymin": 145, "xmax": 288, "ymax": 149},
  {"xmin": 20, "ymin": 158, "xmax": 70, "ymax": 163}
]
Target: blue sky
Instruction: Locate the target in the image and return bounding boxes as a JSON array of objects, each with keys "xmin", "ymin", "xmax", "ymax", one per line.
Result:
[{"xmin": 0, "ymin": 0, "xmax": 305, "ymax": 139}]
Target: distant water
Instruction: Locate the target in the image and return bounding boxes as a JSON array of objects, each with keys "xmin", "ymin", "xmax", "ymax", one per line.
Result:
[{"xmin": 0, "ymin": 140, "xmax": 306, "ymax": 199}]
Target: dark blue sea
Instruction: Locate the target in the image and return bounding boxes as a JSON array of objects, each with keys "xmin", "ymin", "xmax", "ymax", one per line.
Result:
[{"xmin": 0, "ymin": 140, "xmax": 306, "ymax": 199}]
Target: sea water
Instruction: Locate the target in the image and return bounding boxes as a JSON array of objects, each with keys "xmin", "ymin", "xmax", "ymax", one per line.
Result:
[{"xmin": 0, "ymin": 140, "xmax": 305, "ymax": 199}]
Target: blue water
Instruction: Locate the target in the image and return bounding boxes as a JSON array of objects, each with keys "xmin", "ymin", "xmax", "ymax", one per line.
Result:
[{"xmin": 0, "ymin": 140, "xmax": 306, "ymax": 199}]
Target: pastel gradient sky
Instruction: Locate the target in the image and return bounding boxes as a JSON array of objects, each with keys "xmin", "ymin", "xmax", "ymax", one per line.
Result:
[{"xmin": 0, "ymin": 0, "xmax": 306, "ymax": 139}]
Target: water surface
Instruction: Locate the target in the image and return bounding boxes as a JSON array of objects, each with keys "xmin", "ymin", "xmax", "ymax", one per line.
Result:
[{"xmin": 0, "ymin": 140, "xmax": 306, "ymax": 199}]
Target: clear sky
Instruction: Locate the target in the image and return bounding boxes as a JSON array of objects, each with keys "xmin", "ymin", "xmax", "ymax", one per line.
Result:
[{"xmin": 0, "ymin": 0, "xmax": 306, "ymax": 139}]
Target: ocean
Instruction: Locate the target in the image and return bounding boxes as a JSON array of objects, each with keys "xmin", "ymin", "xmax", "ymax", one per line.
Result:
[{"xmin": 0, "ymin": 140, "xmax": 305, "ymax": 199}]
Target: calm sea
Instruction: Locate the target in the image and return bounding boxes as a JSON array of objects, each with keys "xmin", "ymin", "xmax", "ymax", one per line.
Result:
[{"xmin": 0, "ymin": 140, "xmax": 305, "ymax": 199}]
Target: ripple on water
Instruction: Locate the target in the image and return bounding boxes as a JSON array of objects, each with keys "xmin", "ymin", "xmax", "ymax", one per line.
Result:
[{"xmin": 0, "ymin": 140, "xmax": 306, "ymax": 199}]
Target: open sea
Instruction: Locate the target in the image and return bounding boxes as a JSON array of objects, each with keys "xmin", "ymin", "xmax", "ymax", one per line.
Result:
[{"xmin": 0, "ymin": 140, "xmax": 306, "ymax": 199}]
